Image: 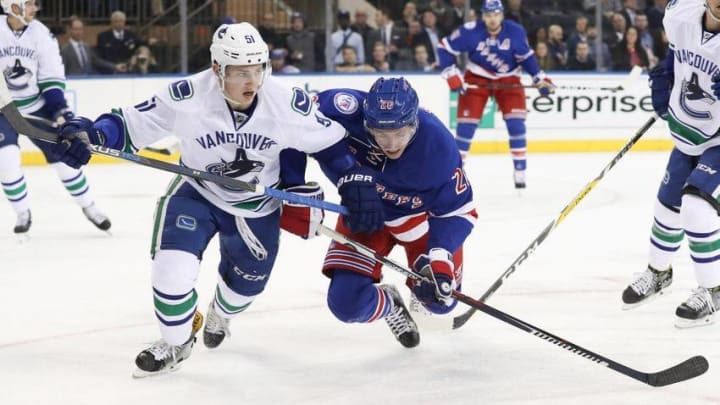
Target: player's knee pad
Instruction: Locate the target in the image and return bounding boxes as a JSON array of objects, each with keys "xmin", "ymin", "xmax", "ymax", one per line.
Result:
[
  {"xmin": 0, "ymin": 144, "xmax": 21, "ymax": 174},
  {"xmin": 212, "ymin": 275, "xmax": 256, "ymax": 317},
  {"xmin": 653, "ymin": 198, "xmax": 681, "ymax": 228},
  {"xmin": 327, "ymin": 270, "xmax": 376, "ymax": 323},
  {"xmin": 505, "ymin": 118, "xmax": 526, "ymax": 136},
  {"xmin": 681, "ymin": 192, "xmax": 720, "ymax": 234},
  {"xmin": 152, "ymin": 249, "xmax": 200, "ymax": 295},
  {"xmin": 218, "ymin": 254, "xmax": 272, "ymax": 297}
]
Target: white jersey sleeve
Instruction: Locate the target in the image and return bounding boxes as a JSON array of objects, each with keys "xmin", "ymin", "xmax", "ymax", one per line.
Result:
[
  {"xmin": 35, "ymin": 22, "xmax": 66, "ymax": 95},
  {"xmin": 118, "ymin": 81, "xmax": 182, "ymax": 152}
]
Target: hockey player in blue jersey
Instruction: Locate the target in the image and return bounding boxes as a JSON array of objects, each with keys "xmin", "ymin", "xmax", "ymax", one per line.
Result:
[
  {"xmin": 438, "ymin": 0, "xmax": 554, "ymax": 188},
  {"xmin": 314, "ymin": 77, "xmax": 478, "ymax": 347}
]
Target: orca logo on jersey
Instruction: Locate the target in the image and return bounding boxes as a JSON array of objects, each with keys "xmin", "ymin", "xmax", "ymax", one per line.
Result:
[
  {"xmin": 3, "ymin": 59, "xmax": 32, "ymax": 91},
  {"xmin": 679, "ymin": 72, "xmax": 715, "ymax": 120},
  {"xmin": 206, "ymin": 148, "xmax": 265, "ymax": 191}
]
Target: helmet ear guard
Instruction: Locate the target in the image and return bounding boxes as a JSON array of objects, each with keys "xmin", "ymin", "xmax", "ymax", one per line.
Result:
[{"xmin": 1, "ymin": 0, "xmax": 29, "ymax": 25}]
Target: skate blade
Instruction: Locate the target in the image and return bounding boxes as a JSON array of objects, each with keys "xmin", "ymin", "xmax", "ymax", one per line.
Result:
[
  {"xmin": 674, "ymin": 313, "xmax": 717, "ymax": 329},
  {"xmin": 132, "ymin": 363, "xmax": 182, "ymax": 379},
  {"xmin": 621, "ymin": 288, "xmax": 670, "ymax": 310}
]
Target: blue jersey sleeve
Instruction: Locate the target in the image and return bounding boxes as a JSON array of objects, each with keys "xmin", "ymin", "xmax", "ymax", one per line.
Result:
[
  {"xmin": 438, "ymin": 22, "xmax": 477, "ymax": 69},
  {"xmin": 508, "ymin": 23, "xmax": 541, "ymax": 78}
]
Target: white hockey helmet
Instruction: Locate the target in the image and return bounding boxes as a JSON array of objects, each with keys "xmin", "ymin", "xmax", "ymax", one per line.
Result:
[
  {"xmin": 1, "ymin": 0, "xmax": 31, "ymax": 25},
  {"xmin": 210, "ymin": 22, "xmax": 271, "ymax": 85}
]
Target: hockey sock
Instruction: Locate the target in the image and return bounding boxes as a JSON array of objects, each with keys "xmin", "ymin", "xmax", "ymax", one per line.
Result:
[
  {"xmin": 152, "ymin": 250, "xmax": 200, "ymax": 346},
  {"xmin": 455, "ymin": 122, "xmax": 477, "ymax": 154},
  {"xmin": 0, "ymin": 145, "xmax": 30, "ymax": 214},
  {"xmin": 327, "ymin": 270, "xmax": 393, "ymax": 323},
  {"xmin": 649, "ymin": 199, "xmax": 684, "ymax": 271},
  {"xmin": 506, "ymin": 119, "xmax": 527, "ymax": 171},
  {"xmin": 681, "ymin": 194, "xmax": 720, "ymax": 288},
  {"xmin": 212, "ymin": 274, "xmax": 255, "ymax": 317},
  {"xmin": 50, "ymin": 162, "xmax": 95, "ymax": 208}
]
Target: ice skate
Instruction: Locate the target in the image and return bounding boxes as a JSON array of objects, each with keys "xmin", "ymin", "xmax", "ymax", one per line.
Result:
[
  {"xmin": 675, "ymin": 286, "xmax": 720, "ymax": 329},
  {"xmin": 13, "ymin": 210, "xmax": 31, "ymax": 242},
  {"xmin": 621, "ymin": 266, "xmax": 672, "ymax": 309},
  {"xmin": 513, "ymin": 170, "xmax": 526, "ymax": 190},
  {"xmin": 381, "ymin": 285, "xmax": 420, "ymax": 348},
  {"xmin": 203, "ymin": 301, "xmax": 231, "ymax": 349},
  {"xmin": 82, "ymin": 203, "xmax": 111, "ymax": 232},
  {"xmin": 133, "ymin": 311, "xmax": 203, "ymax": 378}
]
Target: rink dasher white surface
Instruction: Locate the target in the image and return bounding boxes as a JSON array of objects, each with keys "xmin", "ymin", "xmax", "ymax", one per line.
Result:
[{"xmin": 1, "ymin": 152, "xmax": 718, "ymax": 405}]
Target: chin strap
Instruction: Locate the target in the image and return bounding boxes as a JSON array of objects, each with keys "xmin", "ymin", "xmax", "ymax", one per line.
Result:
[{"xmin": 708, "ymin": 5, "xmax": 720, "ymax": 24}]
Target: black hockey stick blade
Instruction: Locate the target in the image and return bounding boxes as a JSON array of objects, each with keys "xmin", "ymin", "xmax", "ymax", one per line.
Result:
[{"xmin": 645, "ymin": 355, "xmax": 709, "ymax": 387}]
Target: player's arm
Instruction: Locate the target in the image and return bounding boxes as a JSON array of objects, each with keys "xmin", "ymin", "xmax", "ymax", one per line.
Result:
[
  {"xmin": 513, "ymin": 27, "xmax": 554, "ymax": 96},
  {"xmin": 438, "ymin": 24, "xmax": 474, "ymax": 94},
  {"xmin": 649, "ymin": 49, "xmax": 675, "ymax": 119},
  {"xmin": 36, "ymin": 30, "xmax": 73, "ymax": 124}
]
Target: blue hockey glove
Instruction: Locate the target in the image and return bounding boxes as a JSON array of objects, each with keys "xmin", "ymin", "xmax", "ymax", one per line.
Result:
[
  {"xmin": 712, "ymin": 74, "xmax": 720, "ymax": 100},
  {"xmin": 411, "ymin": 248, "xmax": 456, "ymax": 309},
  {"xmin": 649, "ymin": 63, "xmax": 673, "ymax": 119},
  {"xmin": 52, "ymin": 107, "xmax": 75, "ymax": 127},
  {"xmin": 280, "ymin": 182, "xmax": 324, "ymax": 239},
  {"xmin": 51, "ymin": 117, "xmax": 106, "ymax": 168},
  {"xmin": 337, "ymin": 166, "xmax": 384, "ymax": 233}
]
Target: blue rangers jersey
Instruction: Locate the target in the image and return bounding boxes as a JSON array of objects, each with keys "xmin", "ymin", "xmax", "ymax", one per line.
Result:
[
  {"xmin": 438, "ymin": 19, "xmax": 541, "ymax": 79},
  {"xmin": 316, "ymin": 89, "xmax": 477, "ymax": 254}
]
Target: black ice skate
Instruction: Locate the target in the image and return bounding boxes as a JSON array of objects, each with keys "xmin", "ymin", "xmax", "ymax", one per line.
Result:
[
  {"xmin": 203, "ymin": 301, "xmax": 231, "ymax": 349},
  {"xmin": 13, "ymin": 210, "xmax": 31, "ymax": 235},
  {"xmin": 622, "ymin": 266, "xmax": 673, "ymax": 309},
  {"xmin": 675, "ymin": 286, "xmax": 720, "ymax": 329},
  {"xmin": 82, "ymin": 203, "xmax": 111, "ymax": 232},
  {"xmin": 513, "ymin": 170, "xmax": 526, "ymax": 189},
  {"xmin": 133, "ymin": 311, "xmax": 204, "ymax": 378},
  {"xmin": 381, "ymin": 284, "xmax": 420, "ymax": 348}
]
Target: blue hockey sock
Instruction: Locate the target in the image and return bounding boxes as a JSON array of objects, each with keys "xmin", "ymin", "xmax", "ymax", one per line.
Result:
[
  {"xmin": 327, "ymin": 270, "xmax": 392, "ymax": 323},
  {"xmin": 506, "ymin": 119, "xmax": 526, "ymax": 171},
  {"xmin": 456, "ymin": 123, "xmax": 477, "ymax": 153}
]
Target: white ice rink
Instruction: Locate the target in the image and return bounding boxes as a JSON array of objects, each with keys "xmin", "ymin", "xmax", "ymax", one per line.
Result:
[{"xmin": 1, "ymin": 151, "xmax": 718, "ymax": 405}]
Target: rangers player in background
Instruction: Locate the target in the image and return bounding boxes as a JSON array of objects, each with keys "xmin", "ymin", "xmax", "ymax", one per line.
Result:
[
  {"xmin": 621, "ymin": 0, "xmax": 720, "ymax": 328},
  {"xmin": 437, "ymin": 0, "xmax": 554, "ymax": 188},
  {"xmin": 52, "ymin": 22, "xmax": 384, "ymax": 376},
  {"xmin": 0, "ymin": 0, "xmax": 110, "ymax": 236},
  {"xmin": 314, "ymin": 77, "xmax": 477, "ymax": 348}
]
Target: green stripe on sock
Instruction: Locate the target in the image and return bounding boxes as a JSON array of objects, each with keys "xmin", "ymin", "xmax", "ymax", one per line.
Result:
[
  {"xmin": 689, "ymin": 239, "xmax": 720, "ymax": 254},
  {"xmin": 154, "ymin": 290, "xmax": 198, "ymax": 317},
  {"xmin": 652, "ymin": 225, "xmax": 684, "ymax": 244},
  {"xmin": 215, "ymin": 286, "xmax": 251, "ymax": 313},
  {"xmin": 3, "ymin": 183, "xmax": 26, "ymax": 196},
  {"xmin": 65, "ymin": 177, "xmax": 87, "ymax": 192}
]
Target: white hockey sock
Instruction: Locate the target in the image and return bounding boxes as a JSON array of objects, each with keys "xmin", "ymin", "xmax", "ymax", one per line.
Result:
[
  {"xmin": 213, "ymin": 275, "xmax": 255, "ymax": 319},
  {"xmin": 648, "ymin": 198, "xmax": 683, "ymax": 271},
  {"xmin": 50, "ymin": 162, "xmax": 95, "ymax": 208},
  {"xmin": 152, "ymin": 250, "xmax": 200, "ymax": 346},
  {"xmin": 0, "ymin": 145, "xmax": 30, "ymax": 214},
  {"xmin": 681, "ymin": 194, "xmax": 720, "ymax": 288}
]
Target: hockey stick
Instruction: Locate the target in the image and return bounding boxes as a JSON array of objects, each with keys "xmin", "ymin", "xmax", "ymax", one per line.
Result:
[
  {"xmin": 466, "ymin": 66, "xmax": 643, "ymax": 92},
  {"xmin": 317, "ymin": 224, "xmax": 709, "ymax": 387},
  {"xmin": 452, "ymin": 114, "xmax": 659, "ymax": 329},
  {"xmin": 0, "ymin": 81, "xmax": 349, "ymax": 216}
]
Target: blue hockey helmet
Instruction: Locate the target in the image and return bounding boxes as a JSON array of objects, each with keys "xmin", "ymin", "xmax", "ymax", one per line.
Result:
[
  {"xmin": 363, "ymin": 77, "xmax": 419, "ymax": 131},
  {"xmin": 481, "ymin": 0, "xmax": 504, "ymax": 13}
]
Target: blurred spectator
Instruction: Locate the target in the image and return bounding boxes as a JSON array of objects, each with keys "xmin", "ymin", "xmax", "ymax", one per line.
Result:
[
  {"xmin": 646, "ymin": 0, "xmax": 666, "ymax": 30},
  {"xmin": 127, "ymin": 45, "xmax": 159, "ymax": 74},
  {"xmin": 270, "ymin": 49, "xmax": 300, "ymax": 74},
  {"xmin": 258, "ymin": 12, "xmax": 284, "ymax": 50},
  {"xmin": 376, "ymin": 6, "xmax": 405, "ymax": 66},
  {"xmin": 567, "ymin": 16, "xmax": 589, "ymax": 60},
  {"xmin": 286, "ymin": 13, "xmax": 318, "ymax": 72},
  {"xmin": 634, "ymin": 12, "xmax": 658, "ymax": 67},
  {"xmin": 605, "ymin": 12, "xmax": 627, "ymax": 49},
  {"xmin": 369, "ymin": 42, "xmax": 391, "ymax": 72},
  {"xmin": 397, "ymin": 2, "xmax": 419, "ymax": 30},
  {"xmin": 532, "ymin": 26, "xmax": 548, "ymax": 48},
  {"xmin": 505, "ymin": 0, "xmax": 531, "ymax": 27},
  {"xmin": 61, "ymin": 16, "xmax": 124, "ymax": 75},
  {"xmin": 397, "ymin": 20, "xmax": 423, "ymax": 64},
  {"xmin": 335, "ymin": 46, "xmax": 375, "ymax": 73},
  {"xmin": 96, "ymin": 11, "xmax": 139, "ymax": 65},
  {"xmin": 535, "ymin": 42, "xmax": 555, "ymax": 71},
  {"xmin": 331, "ymin": 10, "xmax": 366, "ymax": 68},
  {"xmin": 566, "ymin": 42, "xmax": 596, "ymax": 70},
  {"xmin": 414, "ymin": 9, "xmax": 444, "ymax": 65},
  {"xmin": 612, "ymin": 26, "xmax": 649, "ymax": 71},
  {"xmin": 439, "ymin": 0, "xmax": 467, "ymax": 34},
  {"xmin": 396, "ymin": 44, "xmax": 437, "ymax": 72},
  {"xmin": 587, "ymin": 26, "xmax": 613, "ymax": 69},
  {"xmin": 618, "ymin": 0, "xmax": 640, "ymax": 28},
  {"xmin": 547, "ymin": 25, "xmax": 568, "ymax": 69},
  {"xmin": 352, "ymin": 8, "xmax": 381, "ymax": 64}
]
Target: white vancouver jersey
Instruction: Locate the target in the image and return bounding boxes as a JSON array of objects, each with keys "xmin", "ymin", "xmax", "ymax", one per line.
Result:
[
  {"xmin": 0, "ymin": 16, "xmax": 66, "ymax": 114},
  {"xmin": 664, "ymin": 0, "xmax": 720, "ymax": 155},
  {"xmin": 118, "ymin": 70, "xmax": 347, "ymax": 217}
]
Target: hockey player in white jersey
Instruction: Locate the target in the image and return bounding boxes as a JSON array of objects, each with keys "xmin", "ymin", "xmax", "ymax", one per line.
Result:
[
  {"xmin": 52, "ymin": 22, "xmax": 385, "ymax": 377},
  {"xmin": 0, "ymin": 0, "xmax": 110, "ymax": 237},
  {"xmin": 621, "ymin": 0, "xmax": 720, "ymax": 328}
]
